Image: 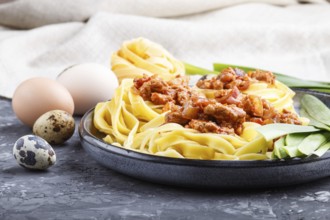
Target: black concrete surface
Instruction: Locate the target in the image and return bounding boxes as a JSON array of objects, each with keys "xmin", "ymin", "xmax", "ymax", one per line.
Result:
[{"xmin": 1, "ymin": 97, "xmax": 330, "ymax": 220}]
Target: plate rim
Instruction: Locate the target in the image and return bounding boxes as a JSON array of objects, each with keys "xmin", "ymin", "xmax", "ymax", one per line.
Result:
[{"xmin": 79, "ymin": 107, "xmax": 330, "ymax": 169}]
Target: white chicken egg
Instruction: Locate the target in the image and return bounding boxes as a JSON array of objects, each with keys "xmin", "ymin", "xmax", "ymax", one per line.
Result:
[
  {"xmin": 13, "ymin": 135, "xmax": 56, "ymax": 170},
  {"xmin": 57, "ymin": 63, "xmax": 119, "ymax": 115}
]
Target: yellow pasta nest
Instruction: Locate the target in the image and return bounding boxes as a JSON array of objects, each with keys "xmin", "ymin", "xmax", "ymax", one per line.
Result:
[
  {"xmin": 93, "ymin": 79, "xmax": 281, "ymax": 161},
  {"xmin": 111, "ymin": 38, "xmax": 185, "ymax": 83}
]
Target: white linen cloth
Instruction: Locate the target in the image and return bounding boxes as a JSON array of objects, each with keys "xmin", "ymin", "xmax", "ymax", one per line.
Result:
[{"xmin": 0, "ymin": 0, "xmax": 330, "ymax": 98}]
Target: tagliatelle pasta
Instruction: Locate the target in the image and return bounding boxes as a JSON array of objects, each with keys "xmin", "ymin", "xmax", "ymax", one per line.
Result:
[
  {"xmin": 93, "ymin": 78, "xmax": 280, "ymax": 160},
  {"xmin": 111, "ymin": 38, "xmax": 185, "ymax": 83},
  {"xmin": 207, "ymin": 81, "xmax": 295, "ymax": 113},
  {"xmin": 245, "ymin": 80, "xmax": 295, "ymax": 112},
  {"xmin": 197, "ymin": 78, "xmax": 296, "ymax": 113}
]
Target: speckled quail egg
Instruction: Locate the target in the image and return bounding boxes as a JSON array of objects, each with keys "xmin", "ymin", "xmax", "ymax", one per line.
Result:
[
  {"xmin": 33, "ymin": 110, "xmax": 75, "ymax": 145},
  {"xmin": 13, "ymin": 135, "xmax": 56, "ymax": 170}
]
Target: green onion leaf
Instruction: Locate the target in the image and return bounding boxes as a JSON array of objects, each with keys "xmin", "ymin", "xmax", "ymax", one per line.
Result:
[
  {"xmin": 313, "ymin": 142, "xmax": 330, "ymax": 157},
  {"xmin": 273, "ymin": 137, "xmax": 287, "ymax": 159},
  {"xmin": 256, "ymin": 124, "xmax": 319, "ymax": 141},
  {"xmin": 300, "ymin": 108, "xmax": 330, "ymax": 132},
  {"xmin": 283, "ymin": 145, "xmax": 304, "ymax": 158},
  {"xmin": 281, "ymin": 133, "xmax": 307, "ymax": 158},
  {"xmin": 285, "ymin": 133, "xmax": 306, "ymax": 146},
  {"xmin": 301, "ymin": 94, "xmax": 330, "ymax": 126},
  {"xmin": 298, "ymin": 132, "xmax": 330, "ymax": 156},
  {"xmin": 183, "ymin": 62, "xmax": 217, "ymax": 75}
]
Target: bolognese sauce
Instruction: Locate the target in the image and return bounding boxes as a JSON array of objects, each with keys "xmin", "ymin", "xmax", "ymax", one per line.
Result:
[{"xmin": 132, "ymin": 68, "xmax": 301, "ymax": 136}]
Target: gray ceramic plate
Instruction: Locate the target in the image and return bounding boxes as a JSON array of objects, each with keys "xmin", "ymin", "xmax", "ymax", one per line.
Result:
[{"xmin": 79, "ymin": 89, "xmax": 330, "ymax": 189}]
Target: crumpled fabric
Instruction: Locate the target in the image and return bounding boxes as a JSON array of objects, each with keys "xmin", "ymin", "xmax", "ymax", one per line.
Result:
[{"xmin": 0, "ymin": 0, "xmax": 329, "ymax": 98}]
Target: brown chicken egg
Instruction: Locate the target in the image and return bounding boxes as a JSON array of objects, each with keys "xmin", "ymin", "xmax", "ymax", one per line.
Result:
[{"xmin": 12, "ymin": 77, "xmax": 74, "ymax": 127}]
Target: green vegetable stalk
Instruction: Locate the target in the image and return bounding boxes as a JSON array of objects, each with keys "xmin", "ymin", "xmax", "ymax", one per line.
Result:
[
  {"xmin": 183, "ymin": 62, "xmax": 217, "ymax": 75},
  {"xmin": 183, "ymin": 62, "xmax": 330, "ymax": 93}
]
